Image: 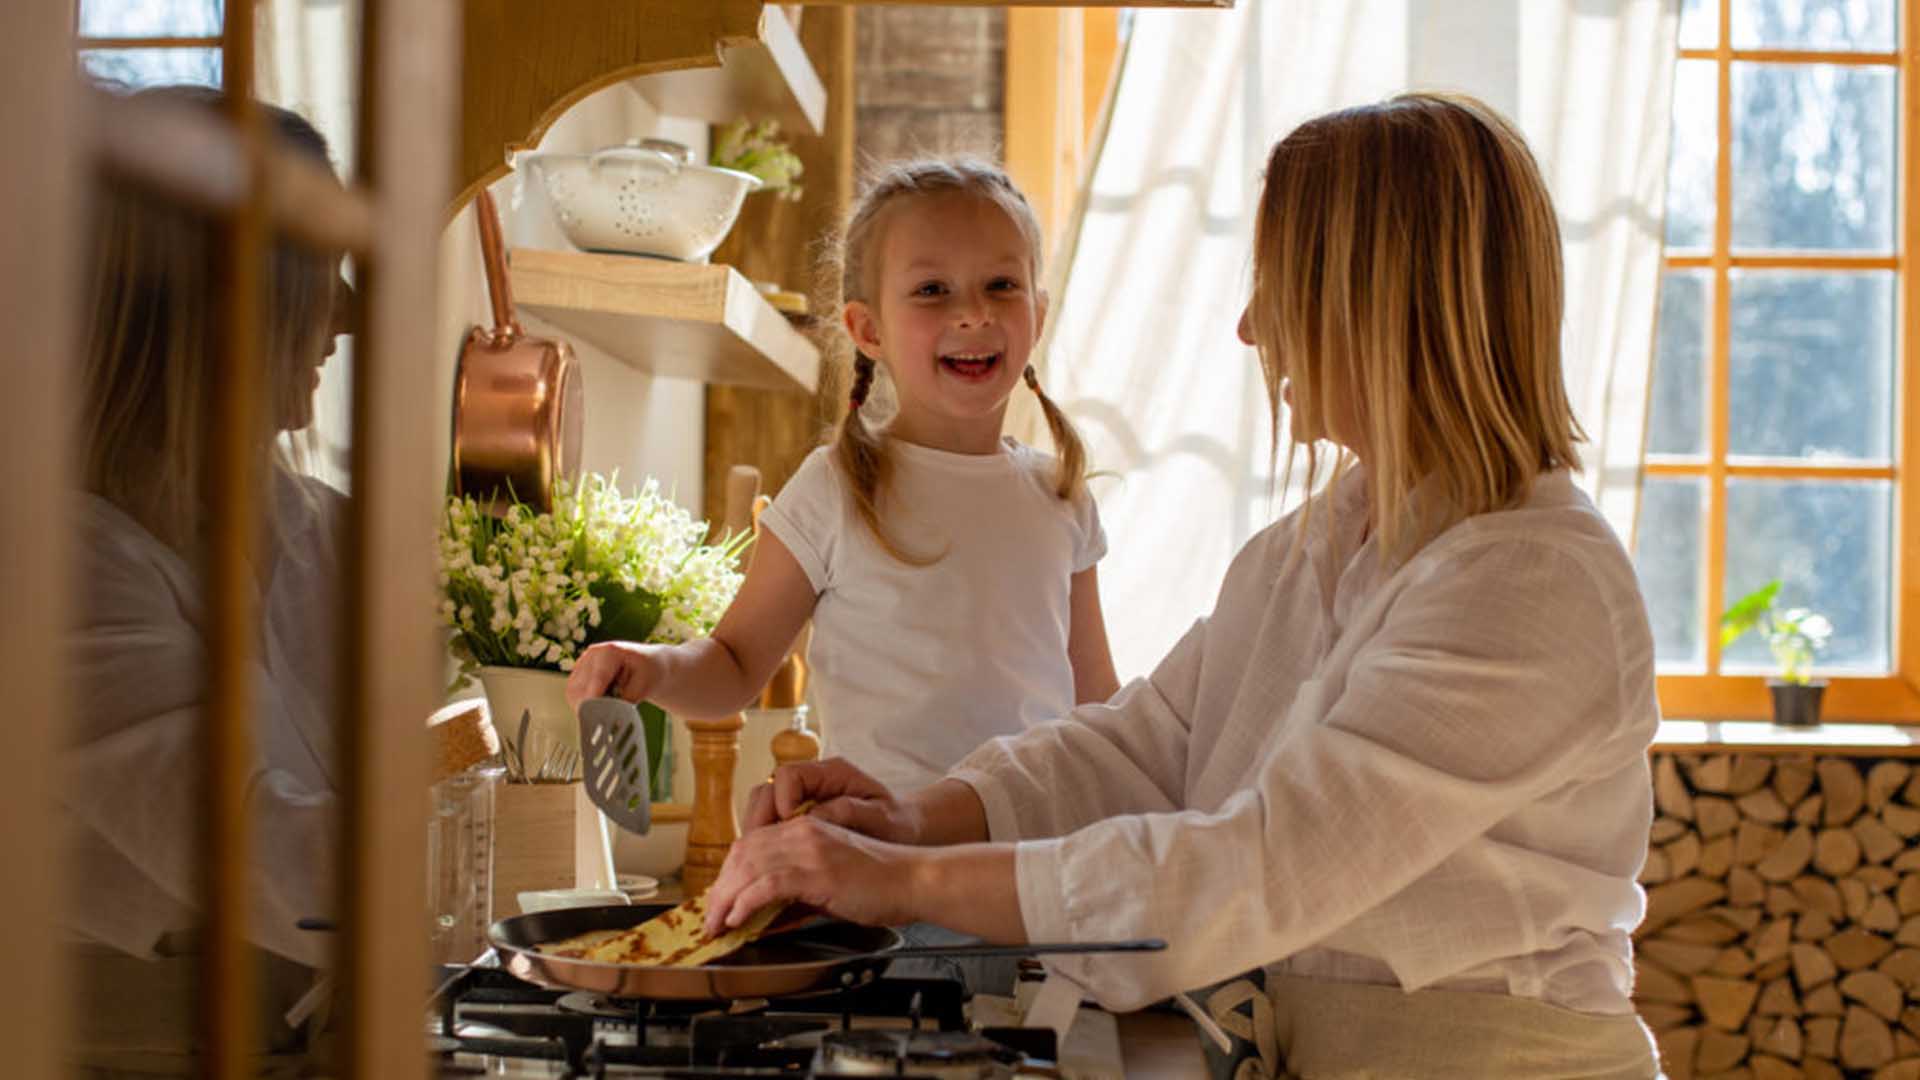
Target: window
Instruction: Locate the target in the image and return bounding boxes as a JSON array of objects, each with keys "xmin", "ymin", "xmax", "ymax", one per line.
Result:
[
  {"xmin": 1640, "ymin": 0, "xmax": 1919, "ymax": 719},
  {"xmin": 76, "ymin": 0, "xmax": 223, "ymax": 90}
]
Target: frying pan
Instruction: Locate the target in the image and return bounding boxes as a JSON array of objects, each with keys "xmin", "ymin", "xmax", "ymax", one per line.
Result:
[{"xmin": 487, "ymin": 902, "xmax": 1165, "ymax": 1001}]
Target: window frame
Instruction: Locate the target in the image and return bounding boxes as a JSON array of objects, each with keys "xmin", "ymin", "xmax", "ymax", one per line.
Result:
[
  {"xmin": 74, "ymin": 1, "xmax": 225, "ymax": 87},
  {"xmin": 1651, "ymin": 0, "xmax": 1920, "ymax": 721}
]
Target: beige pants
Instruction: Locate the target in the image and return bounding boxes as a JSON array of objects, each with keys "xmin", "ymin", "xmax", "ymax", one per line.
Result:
[
  {"xmin": 1207, "ymin": 975, "xmax": 1659, "ymax": 1080},
  {"xmin": 66, "ymin": 937, "xmax": 324, "ymax": 1079}
]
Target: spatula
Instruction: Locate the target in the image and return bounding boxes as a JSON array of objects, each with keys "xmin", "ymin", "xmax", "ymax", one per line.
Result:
[{"xmin": 578, "ymin": 696, "xmax": 652, "ymax": 836}]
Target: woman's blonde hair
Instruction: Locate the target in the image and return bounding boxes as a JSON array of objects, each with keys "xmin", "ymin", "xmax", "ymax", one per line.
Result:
[
  {"xmin": 80, "ymin": 86, "xmax": 339, "ymax": 556},
  {"xmin": 1249, "ymin": 91, "xmax": 1583, "ymax": 559},
  {"xmin": 826, "ymin": 157, "xmax": 1087, "ymax": 563}
]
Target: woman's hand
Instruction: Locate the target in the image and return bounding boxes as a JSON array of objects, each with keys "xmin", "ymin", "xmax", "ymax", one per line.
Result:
[
  {"xmin": 565, "ymin": 641, "xmax": 660, "ymax": 710},
  {"xmin": 741, "ymin": 757, "xmax": 924, "ymax": 845},
  {"xmin": 701, "ymin": 815, "xmax": 925, "ymax": 935}
]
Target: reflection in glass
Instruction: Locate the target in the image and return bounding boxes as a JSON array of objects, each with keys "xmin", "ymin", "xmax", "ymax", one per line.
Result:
[
  {"xmin": 80, "ymin": 48, "xmax": 221, "ymax": 90},
  {"xmin": 1665, "ymin": 61, "xmax": 1717, "ymax": 250},
  {"xmin": 1680, "ymin": 0, "xmax": 1717, "ymax": 49},
  {"xmin": 1732, "ymin": 0, "xmax": 1896, "ymax": 51},
  {"xmin": 1728, "ymin": 270, "xmax": 1893, "ymax": 460},
  {"xmin": 1731, "ymin": 63, "xmax": 1894, "ymax": 252},
  {"xmin": 1724, "ymin": 479, "xmax": 1890, "ymax": 673},
  {"xmin": 1648, "ymin": 271, "xmax": 1710, "ymax": 457},
  {"xmin": 64, "ymin": 87, "xmax": 349, "ymax": 1074},
  {"xmin": 78, "ymin": 0, "xmax": 223, "ymax": 37},
  {"xmin": 1636, "ymin": 478, "xmax": 1706, "ymax": 672}
]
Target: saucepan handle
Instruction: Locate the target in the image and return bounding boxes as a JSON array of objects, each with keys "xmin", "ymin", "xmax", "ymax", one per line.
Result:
[{"xmin": 882, "ymin": 937, "xmax": 1165, "ymax": 960}]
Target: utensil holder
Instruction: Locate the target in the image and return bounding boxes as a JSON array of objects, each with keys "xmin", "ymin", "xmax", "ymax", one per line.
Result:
[{"xmin": 491, "ymin": 781, "xmax": 615, "ymax": 920}]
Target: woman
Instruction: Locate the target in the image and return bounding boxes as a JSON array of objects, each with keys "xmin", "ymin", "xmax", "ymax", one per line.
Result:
[
  {"xmin": 65, "ymin": 85, "xmax": 353, "ymax": 1076},
  {"xmin": 703, "ymin": 93, "xmax": 1661, "ymax": 1078}
]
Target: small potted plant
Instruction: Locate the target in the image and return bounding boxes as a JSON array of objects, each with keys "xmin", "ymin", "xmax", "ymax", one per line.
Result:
[
  {"xmin": 710, "ymin": 118, "xmax": 804, "ymax": 202},
  {"xmin": 1718, "ymin": 580, "xmax": 1834, "ymax": 727}
]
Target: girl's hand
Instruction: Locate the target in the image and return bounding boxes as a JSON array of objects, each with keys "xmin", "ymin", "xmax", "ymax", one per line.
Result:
[
  {"xmin": 742, "ymin": 757, "xmax": 923, "ymax": 845},
  {"xmin": 565, "ymin": 641, "xmax": 661, "ymax": 710},
  {"xmin": 701, "ymin": 815, "xmax": 923, "ymax": 935}
]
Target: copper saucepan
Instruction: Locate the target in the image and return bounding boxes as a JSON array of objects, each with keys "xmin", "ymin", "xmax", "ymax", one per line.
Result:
[
  {"xmin": 450, "ymin": 186, "xmax": 582, "ymax": 513},
  {"xmin": 487, "ymin": 902, "xmax": 1166, "ymax": 1001}
]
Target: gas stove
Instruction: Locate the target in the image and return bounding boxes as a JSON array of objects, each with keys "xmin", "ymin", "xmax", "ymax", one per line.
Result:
[{"xmin": 428, "ymin": 964, "xmax": 1084, "ymax": 1079}]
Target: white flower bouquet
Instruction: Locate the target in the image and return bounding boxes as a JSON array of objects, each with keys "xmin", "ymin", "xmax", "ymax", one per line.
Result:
[{"xmin": 438, "ymin": 472, "xmax": 748, "ymax": 679}]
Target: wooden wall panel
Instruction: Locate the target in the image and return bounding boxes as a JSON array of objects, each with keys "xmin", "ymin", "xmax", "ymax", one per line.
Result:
[{"xmin": 704, "ymin": 8, "xmax": 857, "ymax": 530}]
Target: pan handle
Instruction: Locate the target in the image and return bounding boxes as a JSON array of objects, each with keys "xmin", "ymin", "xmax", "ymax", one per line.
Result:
[
  {"xmin": 473, "ymin": 187, "xmax": 521, "ymax": 339},
  {"xmin": 882, "ymin": 938, "xmax": 1166, "ymax": 960}
]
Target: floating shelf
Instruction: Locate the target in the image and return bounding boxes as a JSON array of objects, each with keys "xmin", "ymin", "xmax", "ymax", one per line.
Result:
[
  {"xmin": 510, "ymin": 248, "xmax": 820, "ymax": 395},
  {"xmin": 629, "ymin": 6, "xmax": 826, "ymax": 137}
]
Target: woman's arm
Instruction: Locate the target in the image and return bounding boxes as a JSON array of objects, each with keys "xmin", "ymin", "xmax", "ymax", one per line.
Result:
[
  {"xmin": 568, "ymin": 528, "xmax": 817, "ymax": 719},
  {"xmin": 1067, "ymin": 565, "xmax": 1120, "ymax": 703}
]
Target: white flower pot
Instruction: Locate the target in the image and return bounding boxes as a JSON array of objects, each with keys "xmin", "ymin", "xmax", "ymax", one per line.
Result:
[{"xmin": 476, "ymin": 665, "xmax": 577, "ymax": 765}]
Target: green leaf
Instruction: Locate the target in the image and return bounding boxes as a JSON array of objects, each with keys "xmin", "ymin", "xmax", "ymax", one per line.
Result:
[
  {"xmin": 1718, "ymin": 580, "xmax": 1780, "ymax": 649},
  {"xmin": 586, "ymin": 580, "xmax": 663, "ymax": 645},
  {"xmin": 639, "ymin": 701, "xmax": 671, "ymax": 800}
]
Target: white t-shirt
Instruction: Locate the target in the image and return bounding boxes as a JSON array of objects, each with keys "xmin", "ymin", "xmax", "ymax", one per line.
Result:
[
  {"xmin": 758, "ymin": 438, "xmax": 1107, "ymax": 791},
  {"xmin": 952, "ymin": 467, "xmax": 1659, "ymax": 1014}
]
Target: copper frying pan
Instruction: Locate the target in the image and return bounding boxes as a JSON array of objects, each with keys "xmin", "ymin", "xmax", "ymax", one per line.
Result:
[
  {"xmin": 487, "ymin": 903, "xmax": 1166, "ymax": 1001},
  {"xmin": 451, "ymin": 187, "xmax": 583, "ymax": 513}
]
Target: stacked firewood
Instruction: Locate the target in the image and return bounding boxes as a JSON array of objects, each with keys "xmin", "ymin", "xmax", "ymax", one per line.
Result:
[{"xmin": 1638, "ymin": 752, "xmax": 1920, "ymax": 1079}]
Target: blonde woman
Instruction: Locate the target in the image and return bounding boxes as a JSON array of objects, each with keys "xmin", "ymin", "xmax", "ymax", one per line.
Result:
[
  {"xmin": 704, "ymin": 94, "xmax": 1661, "ymax": 1078},
  {"xmin": 66, "ymin": 86, "xmax": 352, "ymax": 1076}
]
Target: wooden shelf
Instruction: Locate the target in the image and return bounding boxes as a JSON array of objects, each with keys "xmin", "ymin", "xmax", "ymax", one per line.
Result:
[
  {"xmin": 631, "ymin": 5, "xmax": 826, "ymax": 137},
  {"xmin": 510, "ymin": 248, "xmax": 820, "ymax": 395}
]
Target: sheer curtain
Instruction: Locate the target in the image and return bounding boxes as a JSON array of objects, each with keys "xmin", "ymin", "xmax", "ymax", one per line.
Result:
[{"xmin": 1038, "ymin": 0, "xmax": 1678, "ymax": 679}]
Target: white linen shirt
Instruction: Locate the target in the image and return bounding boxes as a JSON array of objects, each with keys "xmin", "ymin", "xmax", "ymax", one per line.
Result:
[
  {"xmin": 760, "ymin": 439, "xmax": 1106, "ymax": 792},
  {"xmin": 63, "ymin": 473, "xmax": 343, "ymax": 967},
  {"xmin": 951, "ymin": 467, "xmax": 1658, "ymax": 1013}
]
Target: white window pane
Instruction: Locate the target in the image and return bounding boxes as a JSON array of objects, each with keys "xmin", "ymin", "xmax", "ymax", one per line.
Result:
[
  {"xmin": 1648, "ymin": 271, "xmax": 1711, "ymax": 457},
  {"xmin": 1665, "ymin": 61, "xmax": 1717, "ymax": 250},
  {"xmin": 1724, "ymin": 479, "xmax": 1891, "ymax": 673},
  {"xmin": 80, "ymin": 48, "xmax": 221, "ymax": 90},
  {"xmin": 79, "ymin": 0, "xmax": 222, "ymax": 37},
  {"xmin": 1731, "ymin": 63, "xmax": 1895, "ymax": 252},
  {"xmin": 1732, "ymin": 0, "xmax": 1897, "ymax": 51},
  {"xmin": 1680, "ymin": 0, "xmax": 1718, "ymax": 49},
  {"xmin": 1637, "ymin": 478, "xmax": 1707, "ymax": 672},
  {"xmin": 1727, "ymin": 270, "xmax": 1894, "ymax": 461}
]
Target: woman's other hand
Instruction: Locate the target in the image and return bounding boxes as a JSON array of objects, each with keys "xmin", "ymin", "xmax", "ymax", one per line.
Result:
[
  {"xmin": 702, "ymin": 816, "xmax": 923, "ymax": 934},
  {"xmin": 741, "ymin": 757, "xmax": 923, "ymax": 845},
  {"xmin": 565, "ymin": 641, "xmax": 660, "ymax": 710}
]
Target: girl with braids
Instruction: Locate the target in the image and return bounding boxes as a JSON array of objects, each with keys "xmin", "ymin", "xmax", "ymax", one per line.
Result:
[{"xmin": 570, "ymin": 157, "xmax": 1118, "ymax": 798}]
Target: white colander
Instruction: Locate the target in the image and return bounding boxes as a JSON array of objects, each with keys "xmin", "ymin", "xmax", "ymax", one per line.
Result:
[{"xmin": 521, "ymin": 141, "xmax": 762, "ymax": 262}]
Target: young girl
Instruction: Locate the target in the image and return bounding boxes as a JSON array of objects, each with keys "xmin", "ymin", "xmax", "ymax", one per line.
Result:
[
  {"xmin": 568, "ymin": 157, "xmax": 1119, "ymax": 795},
  {"xmin": 706, "ymin": 94, "xmax": 1662, "ymax": 1078}
]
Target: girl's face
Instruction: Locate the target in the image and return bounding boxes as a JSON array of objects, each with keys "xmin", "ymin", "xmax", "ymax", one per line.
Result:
[
  {"xmin": 1236, "ymin": 301, "xmax": 1367, "ymax": 457},
  {"xmin": 843, "ymin": 193, "xmax": 1045, "ymax": 453}
]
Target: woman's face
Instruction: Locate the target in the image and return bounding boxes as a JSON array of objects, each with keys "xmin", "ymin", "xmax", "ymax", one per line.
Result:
[{"xmin": 278, "ymin": 259, "xmax": 354, "ymax": 433}]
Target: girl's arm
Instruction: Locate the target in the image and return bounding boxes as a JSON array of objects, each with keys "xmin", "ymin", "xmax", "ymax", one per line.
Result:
[
  {"xmin": 569, "ymin": 529, "xmax": 818, "ymax": 720},
  {"xmin": 1067, "ymin": 565, "xmax": 1120, "ymax": 703}
]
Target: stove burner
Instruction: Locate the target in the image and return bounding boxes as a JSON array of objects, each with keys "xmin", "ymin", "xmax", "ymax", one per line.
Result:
[
  {"xmin": 555, "ymin": 991, "xmax": 640, "ymax": 1020},
  {"xmin": 817, "ymin": 1030, "xmax": 1021, "ymax": 1079}
]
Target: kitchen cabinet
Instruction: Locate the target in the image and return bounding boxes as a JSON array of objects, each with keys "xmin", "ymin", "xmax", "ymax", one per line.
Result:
[{"xmin": 510, "ymin": 249, "xmax": 820, "ymax": 394}]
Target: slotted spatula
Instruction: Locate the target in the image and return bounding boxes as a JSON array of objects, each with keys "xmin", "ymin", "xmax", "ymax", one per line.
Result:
[{"xmin": 578, "ymin": 697, "xmax": 653, "ymax": 836}]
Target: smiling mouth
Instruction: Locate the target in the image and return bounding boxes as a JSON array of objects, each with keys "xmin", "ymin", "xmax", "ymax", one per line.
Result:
[{"xmin": 940, "ymin": 351, "xmax": 1001, "ymax": 379}]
